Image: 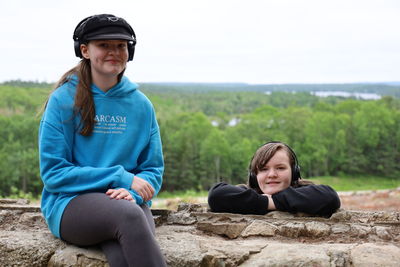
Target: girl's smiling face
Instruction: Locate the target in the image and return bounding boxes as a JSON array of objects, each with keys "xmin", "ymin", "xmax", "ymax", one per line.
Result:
[
  {"xmin": 80, "ymin": 40, "xmax": 129, "ymax": 81},
  {"xmin": 256, "ymin": 149, "xmax": 292, "ymax": 195}
]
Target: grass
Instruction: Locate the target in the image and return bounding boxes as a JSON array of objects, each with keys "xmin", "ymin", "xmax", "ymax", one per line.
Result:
[
  {"xmin": 157, "ymin": 189, "xmax": 208, "ymax": 199},
  {"xmin": 154, "ymin": 189, "xmax": 208, "ymax": 209},
  {"xmin": 307, "ymin": 175, "xmax": 400, "ymax": 192}
]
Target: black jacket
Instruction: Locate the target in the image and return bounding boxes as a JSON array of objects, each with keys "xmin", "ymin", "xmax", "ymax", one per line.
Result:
[{"xmin": 208, "ymin": 182, "xmax": 341, "ymax": 217}]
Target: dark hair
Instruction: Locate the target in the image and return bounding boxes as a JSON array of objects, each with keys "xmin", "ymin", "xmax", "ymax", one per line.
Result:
[{"xmin": 247, "ymin": 142, "xmax": 313, "ymax": 193}]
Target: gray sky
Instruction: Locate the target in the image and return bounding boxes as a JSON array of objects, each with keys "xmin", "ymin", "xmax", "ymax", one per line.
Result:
[{"xmin": 1, "ymin": 0, "xmax": 400, "ymax": 84}]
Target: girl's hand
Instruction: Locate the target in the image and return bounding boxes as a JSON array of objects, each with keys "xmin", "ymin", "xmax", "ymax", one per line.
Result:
[
  {"xmin": 106, "ymin": 188, "xmax": 135, "ymax": 203},
  {"xmin": 262, "ymin": 194, "xmax": 276, "ymax": 210},
  {"xmin": 131, "ymin": 176, "xmax": 155, "ymax": 202}
]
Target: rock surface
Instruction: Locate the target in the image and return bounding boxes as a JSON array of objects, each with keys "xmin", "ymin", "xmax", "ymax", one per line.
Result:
[{"xmin": 1, "ymin": 199, "xmax": 399, "ymax": 266}]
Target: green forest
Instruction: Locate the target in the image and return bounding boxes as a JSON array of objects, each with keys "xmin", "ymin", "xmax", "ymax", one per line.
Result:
[{"xmin": 0, "ymin": 80, "xmax": 399, "ymax": 198}]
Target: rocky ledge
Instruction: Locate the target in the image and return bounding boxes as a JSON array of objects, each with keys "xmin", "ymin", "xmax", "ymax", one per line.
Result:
[{"xmin": 0, "ymin": 199, "xmax": 399, "ymax": 266}]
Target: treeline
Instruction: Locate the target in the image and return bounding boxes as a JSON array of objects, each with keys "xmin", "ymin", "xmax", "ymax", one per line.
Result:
[
  {"xmin": 0, "ymin": 79, "xmax": 53, "ymax": 89},
  {"xmin": 0, "ymin": 82, "xmax": 399, "ymax": 197},
  {"xmin": 140, "ymin": 82, "xmax": 400, "ymax": 97}
]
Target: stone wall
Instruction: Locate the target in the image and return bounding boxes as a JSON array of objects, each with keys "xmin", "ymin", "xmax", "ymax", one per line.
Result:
[{"xmin": 0, "ymin": 199, "xmax": 399, "ymax": 266}]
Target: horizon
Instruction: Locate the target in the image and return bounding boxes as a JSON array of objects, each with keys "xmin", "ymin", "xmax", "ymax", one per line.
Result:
[{"xmin": 2, "ymin": 79, "xmax": 400, "ymax": 86}]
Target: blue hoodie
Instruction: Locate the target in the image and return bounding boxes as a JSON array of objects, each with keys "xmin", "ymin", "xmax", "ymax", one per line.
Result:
[{"xmin": 39, "ymin": 75, "xmax": 164, "ymax": 238}]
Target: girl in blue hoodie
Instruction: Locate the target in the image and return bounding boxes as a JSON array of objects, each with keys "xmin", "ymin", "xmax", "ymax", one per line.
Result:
[{"xmin": 39, "ymin": 14, "xmax": 166, "ymax": 266}]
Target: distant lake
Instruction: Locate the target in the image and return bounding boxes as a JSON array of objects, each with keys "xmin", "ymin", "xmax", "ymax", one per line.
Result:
[
  {"xmin": 311, "ymin": 91, "xmax": 381, "ymax": 100},
  {"xmin": 211, "ymin": 117, "xmax": 241, "ymax": 127},
  {"xmin": 264, "ymin": 91, "xmax": 381, "ymax": 100}
]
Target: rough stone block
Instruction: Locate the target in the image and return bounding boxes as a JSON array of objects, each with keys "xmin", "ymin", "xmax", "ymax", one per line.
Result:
[
  {"xmin": 280, "ymin": 222, "xmax": 305, "ymax": 238},
  {"xmin": 304, "ymin": 221, "xmax": 331, "ymax": 237},
  {"xmin": 48, "ymin": 246, "xmax": 108, "ymax": 267},
  {"xmin": 196, "ymin": 222, "xmax": 248, "ymax": 239},
  {"xmin": 240, "ymin": 243, "xmax": 332, "ymax": 267},
  {"xmin": 331, "ymin": 223, "xmax": 350, "ymax": 234},
  {"xmin": 350, "ymin": 243, "xmax": 400, "ymax": 267},
  {"xmin": 0, "ymin": 230, "xmax": 64, "ymax": 267},
  {"xmin": 350, "ymin": 224, "xmax": 372, "ymax": 238},
  {"xmin": 241, "ymin": 220, "xmax": 279, "ymax": 237},
  {"xmin": 374, "ymin": 226, "xmax": 393, "ymax": 241}
]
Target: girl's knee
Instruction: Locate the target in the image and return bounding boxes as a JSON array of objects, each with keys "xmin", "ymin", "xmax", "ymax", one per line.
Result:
[{"xmin": 118, "ymin": 202, "xmax": 147, "ymax": 223}]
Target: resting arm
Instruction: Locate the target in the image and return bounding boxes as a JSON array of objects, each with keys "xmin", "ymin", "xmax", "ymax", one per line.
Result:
[
  {"xmin": 208, "ymin": 182, "xmax": 269, "ymax": 215},
  {"xmin": 272, "ymin": 185, "xmax": 341, "ymax": 216}
]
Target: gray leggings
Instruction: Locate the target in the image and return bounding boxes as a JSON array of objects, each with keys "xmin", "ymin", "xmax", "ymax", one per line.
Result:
[{"xmin": 60, "ymin": 192, "xmax": 166, "ymax": 267}]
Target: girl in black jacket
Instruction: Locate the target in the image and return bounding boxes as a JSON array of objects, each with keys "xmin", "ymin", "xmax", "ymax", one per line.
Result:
[{"xmin": 208, "ymin": 141, "xmax": 341, "ymax": 217}]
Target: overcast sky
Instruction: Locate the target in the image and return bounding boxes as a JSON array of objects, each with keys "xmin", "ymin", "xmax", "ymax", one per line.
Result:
[{"xmin": 1, "ymin": 0, "xmax": 399, "ymax": 84}]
